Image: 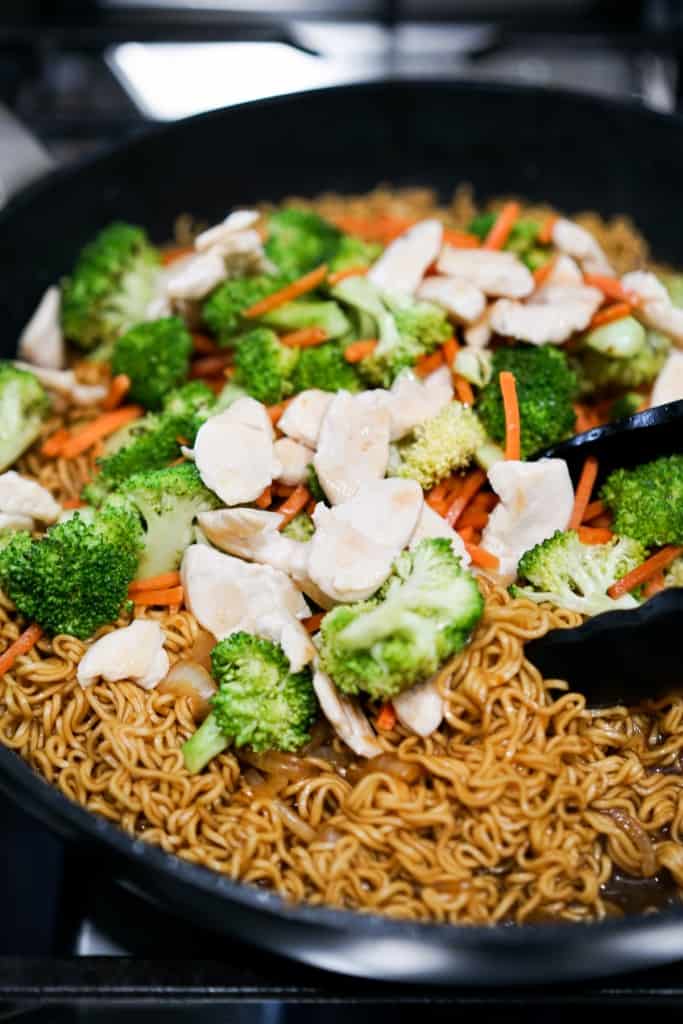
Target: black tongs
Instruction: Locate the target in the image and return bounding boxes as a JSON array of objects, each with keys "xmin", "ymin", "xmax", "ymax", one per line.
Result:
[{"xmin": 524, "ymin": 399, "xmax": 683, "ymax": 707}]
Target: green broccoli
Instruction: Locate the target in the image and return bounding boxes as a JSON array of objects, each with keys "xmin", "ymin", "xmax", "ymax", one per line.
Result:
[
  {"xmin": 318, "ymin": 538, "xmax": 483, "ymax": 700},
  {"xmin": 328, "ymin": 234, "xmax": 382, "ymax": 273},
  {"xmin": 182, "ymin": 632, "xmax": 317, "ymax": 772},
  {"xmin": 511, "ymin": 529, "xmax": 645, "ymax": 615},
  {"xmin": 60, "ymin": 222, "xmax": 160, "ymax": 351},
  {"xmin": 574, "ymin": 330, "xmax": 670, "ymax": 396},
  {"xmin": 664, "ymin": 556, "xmax": 683, "ymax": 588},
  {"xmin": 600, "ymin": 455, "xmax": 683, "ymax": 549},
  {"xmin": 390, "ymin": 402, "xmax": 486, "ymax": 490},
  {"xmin": 468, "ymin": 212, "xmax": 547, "ymax": 269},
  {"xmin": 111, "ymin": 317, "xmax": 192, "ymax": 410},
  {"xmin": 291, "ymin": 340, "xmax": 361, "ymax": 394},
  {"xmin": 476, "ymin": 344, "xmax": 578, "ymax": 458},
  {"xmin": 260, "ymin": 299, "xmax": 350, "ymax": 340},
  {"xmin": 0, "ymin": 504, "xmax": 141, "ymax": 639},
  {"xmin": 608, "ymin": 392, "xmax": 643, "ymax": 421},
  {"xmin": 281, "ymin": 512, "xmax": 315, "ymax": 542},
  {"xmin": 264, "ymin": 208, "xmax": 341, "ymax": 277},
  {"xmin": 202, "ymin": 274, "xmax": 289, "ymax": 347},
  {"xmin": 232, "ymin": 328, "xmax": 298, "ymax": 405},
  {"xmin": 109, "ymin": 463, "xmax": 221, "ymax": 580},
  {"xmin": 0, "ymin": 362, "xmax": 50, "ymax": 472},
  {"xmin": 306, "ymin": 464, "xmax": 327, "ymax": 504}
]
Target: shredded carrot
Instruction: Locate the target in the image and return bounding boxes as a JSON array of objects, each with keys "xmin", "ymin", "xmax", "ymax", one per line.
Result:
[
  {"xmin": 608, "ymin": 545, "xmax": 683, "ymax": 600},
  {"xmin": 584, "ymin": 273, "xmax": 638, "ymax": 305},
  {"xmin": 276, "ymin": 485, "xmax": 311, "ymax": 529},
  {"xmin": 644, "ymin": 571, "xmax": 666, "ymax": 599},
  {"xmin": 189, "ymin": 352, "xmax": 233, "ymax": 378},
  {"xmin": 161, "ymin": 245, "xmax": 194, "ymax": 266},
  {"xmin": 538, "ymin": 214, "xmax": 558, "ymax": 246},
  {"xmin": 457, "ymin": 507, "xmax": 490, "ymax": 530},
  {"xmin": 415, "ymin": 350, "xmax": 445, "ymax": 377},
  {"xmin": 101, "ymin": 374, "xmax": 130, "ymax": 412},
  {"xmin": 582, "ymin": 499, "xmax": 606, "ymax": 523},
  {"xmin": 41, "ymin": 427, "xmax": 70, "ymax": 457},
  {"xmin": 589, "ymin": 302, "xmax": 633, "ymax": 330},
  {"xmin": 573, "ymin": 402, "xmax": 601, "ymax": 433},
  {"xmin": 577, "ymin": 525, "xmax": 614, "ymax": 545},
  {"xmin": 499, "ymin": 371, "xmax": 520, "ymax": 460},
  {"xmin": 0, "ymin": 623, "xmax": 43, "ymax": 678},
  {"xmin": 131, "ymin": 585, "xmax": 184, "ymax": 607},
  {"xmin": 200, "ymin": 377, "xmax": 228, "ymax": 395},
  {"xmin": 344, "ymin": 339, "xmax": 378, "ymax": 364},
  {"xmin": 255, "ymin": 486, "xmax": 272, "ymax": 509},
  {"xmin": 305, "ymin": 498, "xmax": 317, "ymax": 515},
  {"xmin": 280, "ymin": 327, "xmax": 328, "ymax": 349},
  {"xmin": 376, "ymin": 702, "xmax": 397, "ymax": 731},
  {"xmin": 129, "ymin": 572, "xmax": 181, "ymax": 594},
  {"xmin": 458, "ymin": 525, "xmax": 477, "ymax": 543},
  {"xmin": 62, "ymin": 498, "xmax": 85, "ymax": 510},
  {"xmin": 465, "ymin": 543, "xmax": 500, "ymax": 570},
  {"xmin": 445, "ymin": 469, "xmax": 487, "ymax": 527},
  {"xmin": 442, "ymin": 228, "xmax": 480, "ymax": 249},
  {"xmin": 427, "ymin": 478, "xmax": 454, "ymax": 506},
  {"xmin": 532, "ymin": 256, "xmax": 557, "ymax": 288},
  {"xmin": 454, "ymin": 375, "xmax": 475, "ymax": 406},
  {"xmin": 192, "ymin": 332, "xmax": 220, "ymax": 355},
  {"xmin": 272, "ymin": 482, "xmax": 296, "ymax": 498},
  {"xmin": 302, "ymin": 612, "xmax": 325, "ymax": 635},
  {"xmin": 442, "ymin": 337, "xmax": 458, "ymax": 367},
  {"xmin": 327, "ymin": 265, "xmax": 368, "ymax": 286},
  {"xmin": 331, "ymin": 215, "xmax": 415, "ymax": 243},
  {"xmin": 60, "ymin": 406, "xmax": 143, "ymax": 459},
  {"xmin": 266, "ymin": 400, "xmax": 291, "ymax": 425},
  {"xmin": 483, "ymin": 202, "xmax": 520, "ymax": 251},
  {"xmin": 244, "ymin": 265, "xmax": 328, "ymax": 318},
  {"xmin": 569, "ymin": 456, "xmax": 599, "ymax": 530}
]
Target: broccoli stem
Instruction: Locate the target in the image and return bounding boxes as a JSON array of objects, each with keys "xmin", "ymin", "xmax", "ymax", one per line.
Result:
[{"xmin": 182, "ymin": 712, "xmax": 228, "ymax": 774}]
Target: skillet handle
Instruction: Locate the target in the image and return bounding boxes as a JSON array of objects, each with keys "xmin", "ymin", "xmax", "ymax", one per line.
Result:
[{"xmin": 0, "ymin": 103, "xmax": 54, "ymax": 208}]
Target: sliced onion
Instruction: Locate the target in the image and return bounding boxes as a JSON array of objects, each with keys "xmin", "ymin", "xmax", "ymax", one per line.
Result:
[
  {"xmin": 604, "ymin": 808, "xmax": 657, "ymax": 878},
  {"xmin": 158, "ymin": 661, "xmax": 216, "ymax": 721},
  {"xmin": 273, "ymin": 799, "xmax": 317, "ymax": 843},
  {"xmin": 186, "ymin": 630, "xmax": 215, "ymax": 671},
  {"xmin": 348, "ymin": 753, "xmax": 425, "ymax": 786},
  {"xmin": 240, "ymin": 749, "xmax": 316, "ymax": 781}
]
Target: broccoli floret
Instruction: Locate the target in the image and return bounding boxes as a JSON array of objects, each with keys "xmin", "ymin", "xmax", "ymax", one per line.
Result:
[
  {"xmin": 511, "ymin": 529, "xmax": 645, "ymax": 615},
  {"xmin": 0, "ymin": 505, "xmax": 141, "ymax": 638},
  {"xmin": 265, "ymin": 208, "xmax": 341, "ymax": 277},
  {"xmin": 306, "ymin": 464, "xmax": 326, "ymax": 503},
  {"xmin": 110, "ymin": 462, "xmax": 221, "ymax": 580},
  {"xmin": 202, "ymin": 274, "xmax": 289, "ymax": 347},
  {"xmin": 0, "ymin": 362, "xmax": 50, "ymax": 471},
  {"xmin": 476, "ymin": 344, "xmax": 577, "ymax": 458},
  {"xmin": 600, "ymin": 455, "xmax": 683, "ymax": 549},
  {"xmin": 213, "ymin": 380, "xmax": 248, "ymax": 413},
  {"xmin": 468, "ymin": 213, "xmax": 545, "ymax": 268},
  {"xmin": 232, "ymin": 327, "xmax": 298, "ymax": 405},
  {"xmin": 318, "ymin": 538, "xmax": 483, "ymax": 700},
  {"xmin": 281, "ymin": 512, "xmax": 315, "ymax": 542},
  {"xmin": 574, "ymin": 330, "xmax": 670, "ymax": 396},
  {"xmin": 111, "ymin": 317, "xmax": 192, "ymax": 410},
  {"xmin": 664, "ymin": 556, "xmax": 683, "ymax": 588},
  {"xmin": 291, "ymin": 340, "xmax": 361, "ymax": 394},
  {"xmin": 260, "ymin": 299, "xmax": 350, "ymax": 340},
  {"xmin": 60, "ymin": 223, "xmax": 160, "ymax": 351},
  {"xmin": 609, "ymin": 392, "xmax": 643, "ymax": 421},
  {"xmin": 328, "ymin": 234, "xmax": 382, "ymax": 273},
  {"xmin": 391, "ymin": 402, "xmax": 486, "ymax": 490},
  {"xmin": 182, "ymin": 632, "xmax": 317, "ymax": 772}
]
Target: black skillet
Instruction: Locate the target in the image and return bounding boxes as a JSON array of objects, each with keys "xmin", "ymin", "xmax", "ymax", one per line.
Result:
[{"xmin": 3, "ymin": 81, "xmax": 683, "ymax": 984}]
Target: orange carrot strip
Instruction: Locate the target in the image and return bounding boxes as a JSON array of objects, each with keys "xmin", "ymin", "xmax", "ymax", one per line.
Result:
[
  {"xmin": 427, "ymin": 478, "xmax": 453, "ymax": 506},
  {"xmin": 266, "ymin": 400, "xmax": 291, "ymax": 425},
  {"xmin": 376, "ymin": 702, "xmax": 397, "ymax": 731},
  {"xmin": 161, "ymin": 245, "xmax": 194, "ymax": 266},
  {"xmin": 583, "ymin": 499, "xmax": 606, "ymax": 523},
  {"xmin": 577, "ymin": 526, "xmax": 614, "ymax": 545},
  {"xmin": 244, "ymin": 265, "xmax": 328, "ymax": 318},
  {"xmin": 573, "ymin": 402, "xmax": 600, "ymax": 433},
  {"xmin": 129, "ymin": 572, "xmax": 181, "ymax": 594},
  {"xmin": 442, "ymin": 228, "xmax": 480, "ymax": 249},
  {"xmin": 276, "ymin": 485, "xmax": 311, "ymax": 529},
  {"xmin": 255, "ymin": 486, "xmax": 272, "ymax": 509},
  {"xmin": 569, "ymin": 456, "xmax": 599, "ymax": 530},
  {"xmin": 60, "ymin": 406, "xmax": 143, "ymax": 459},
  {"xmin": 465, "ymin": 543, "xmax": 500, "ymax": 570},
  {"xmin": 499, "ymin": 371, "xmax": 520, "ymax": 461},
  {"xmin": 330, "ymin": 215, "xmax": 416, "ymax": 243},
  {"xmin": 41, "ymin": 427, "xmax": 70, "ymax": 457},
  {"xmin": 62, "ymin": 497, "xmax": 85, "ymax": 510},
  {"xmin": 102, "ymin": 373, "xmax": 131, "ymax": 412},
  {"xmin": 442, "ymin": 337, "xmax": 458, "ymax": 367},
  {"xmin": 327, "ymin": 265, "xmax": 368, "ymax": 285},
  {"xmin": 192, "ymin": 332, "xmax": 220, "ymax": 355},
  {"xmin": 532, "ymin": 255, "xmax": 557, "ymax": 288},
  {"xmin": 280, "ymin": 327, "xmax": 328, "ymax": 349},
  {"xmin": 0, "ymin": 623, "xmax": 43, "ymax": 678},
  {"xmin": 644, "ymin": 571, "xmax": 666, "ymax": 599},
  {"xmin": 589, "ymin": 302, "xmax": 633, "ymax": 330},
  {"xmin": 189, "ymin": 352, "xmax": 233, "ymax": 378},
  {"xmin": 131, "ymin": 585, "xmax": 184, "ymax": 606},
  {"xmin": 305, "ymin": 498, "xmax": 317, "ymax": 515},
  {"xmin": 454, "ymin": 375, "xmax": 475, "ymax": 406},
  {"xmin": 272, "ymin": 482, "xmax": 296, "ymax": 498},
  {"xmin": 445, "ymin": 469, "xmax": 487, "ymax": 527},
  {"xmin": 584, "ymin": 273, "xmax": 638, "ymax": 305},
  {"xmin": 415, "ymin": 350, "xmax": 445, "ymax": 377},
  {"xmin": 344, "ymin": 339, "xmax": 378, "ymax": 364},
  {"xmin": 302, "ymin": 612, "xmax": 325, "ymax": 635},
  {"xmin": 483, "ymin": 202, "xmax": 520, "ymax": 251},
  {"xmin": 457, "ymin": 507, "xmax": 490, "ymax": 530},
  {"xmin": 538, "ymin": 214, "xmax": 558, "ymax": 246},
  {"xmin": 608, "ymin": 545, "xmax": 683, "ymax": 600}
]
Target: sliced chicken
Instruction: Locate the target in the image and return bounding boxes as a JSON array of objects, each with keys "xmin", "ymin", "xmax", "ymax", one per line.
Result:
[
  {"xmin": 273, "ymin": 437, "xmax": 314, "ymax": 487},
  {"xmin": 622, "ymin": 271, "xmax": 683, "ymax": 346},
  {"xmin": 194, "ymin": 209, "xmax": 260, "ymax": 251},
  {"xmin": 77, "ymin": 620, "xmax": 169, "ymax": 690},
  {"xmin": 164, "ymin": 248, "xmax": 227, "ymax": 301},
  {"xmin": 197, "ymin": 507, "xmax": 309, "ymax": 580},
  {"xmin": 0, "ymin": 471, "xmax": 60, "ymax": 524},
  {"xmin": 541, "ymin": 254, "xmax": 583, "ymax": 288},
  {"xmin": 194, "ymin": 398, "xmax": 280, "ymax": 506},
  {"xmin": 409, "ymin": 502, "xmax": 471, "ymax": 566},
  {"xmin": 277, "ymin": 389, "xmax": 333, "ymax": 448},
  {"xmin": 368, "ymin": 219, "xmax": 443, "ymax": 296},
  {"xmin": 17, "ymin": 286, "xmax": 65, "ymax": 370},
  {"xmin": 481, "ymin": 459, "xmax": 574, "ymax": 583},
  {"xmin": 489, "ymin": 283, "xmax": 602, "ymax": 346},
  {"xmin": 551, "ymin": 217, "xmax": 612, "ymax": 276},
  {"xmin": 313, "ymin": 391, "xmax": 391, "ymax": 505},
  {"xmin": 464, "ymin": 307, "xmax": 493, "ymax": 349},
  {"xmin": 180, "ymin": 545, "xmax": 314, "ymax": 671},
  {"xmin": 416, "ymin": 275, "xmax": 486, "ymax": 325},
  {"xmin": 12, "ymin": 362, "xmax": 107, "ymax": 407},
  {"xmin": 437, "ymin": 248, "xmax": 534, "ymax": 299},
  {"xmin": 651, "ymin": 350, "xmax": 683, "ymax": 407},
  {"xmin": 385, "ymin": 367, "xmax": 453, "ymax": 441},
  {"xmin": 393, "ymin": 677, "xmax": 444, "ymax": 737},
  {"xmin": 332, "ymin": 478, "xmax": 423, "ymax": 549},
  {"xmin": 0, "ymin": 513, "xmax": 34, "ymax": 531},
  {"xmin": 313, "ymin": 667, "xmax": 382, "ymax": 758}
]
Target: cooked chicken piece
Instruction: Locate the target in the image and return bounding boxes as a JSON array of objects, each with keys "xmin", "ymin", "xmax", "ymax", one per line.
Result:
[
  {"xmin": 197, "ymin": 507, "xmax": 309, "ymax": 579},
  {"xmin": 393, "ymin": 677, "xmax": 444, "ymax": 737},
  {"xmin": 368, "ymin": 219, "xmax": 443, "ymax": 296},
  {"xmin": 194, "ymin": 398, "xmax": 280, "ymax": 506},
  {"xmin": 0, "ymin": 513, "xmax": 34, "ymax": 531},
  {"xmin": 12, "ymin": 362, "xmax": 108, "ymax": 407},
  {"xmin": 489, "ymin": 283, "xmax": 602, "ymax": 346},
  {"xmin": 551, "ymin": 217, "xmax": 612, "ymax": 275},
  {"xmin": 409, "ymin": 502, "xmax": 471, "ymax": 566},
  {"xmin": 385, "ymin": 367, "xmax": 454, "ymax": 441},
  {"xmin": 437, "ymin": 248, "xmax": 534, "ymax": 299},
  {"xmin": 313, "ymin": 667, "xmax": 382, "ymax": 758},
  {"xmin": 77, "ymin": 620, "xmax": 169, "ymax": 690},
  {"xmin": 164, "ymin": 248, "xmax": 227, "ymax": 301},
  {"xmin": 273, "ymin": 437, "xmax": 314, "ymax": 487},
  {"xmin": 333, "ymin": 478, "xmax": 423, "ymax": 549},
  {"xmin": 481, "ymin": 459, "xmax": 574, "ymax": 583},
  {"xmin": 180, "ymin": 545, "xmax": 314, "ymax": 671},
  {"xmin": 464, "ymin": 307, "xmax": 493, "ymax": 349},
  {"xmin": 194, "ymin": 209, "xmax": 260, "ymax": 250},
  {"xmin": 278, "ymin": 389, "xmax": 333, "ymax": 448},
  {"xmin": 313, "ymin": 391, "xmax": 391, "ymax": 505},
  {"xmin": 651, "ymin": 350, "xmax": 683, "ymax": 407},
  {"xmin": 416, "ymin": 275, "xmax": 486, "ymax": 325},
  {"xmin": 541, "ymin": 254, "xmax": 583, "ymax": 288},
  {"xmin": 622, "ymin": 271, "xmax": 683, "ymax": 346},
  {"xmin": 17, "ymin": 286, "xmax": 65, "ymax": 370},
  {"xmin": 0, "ymin": 471, "xmax": 60, "ymax": 523}
]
